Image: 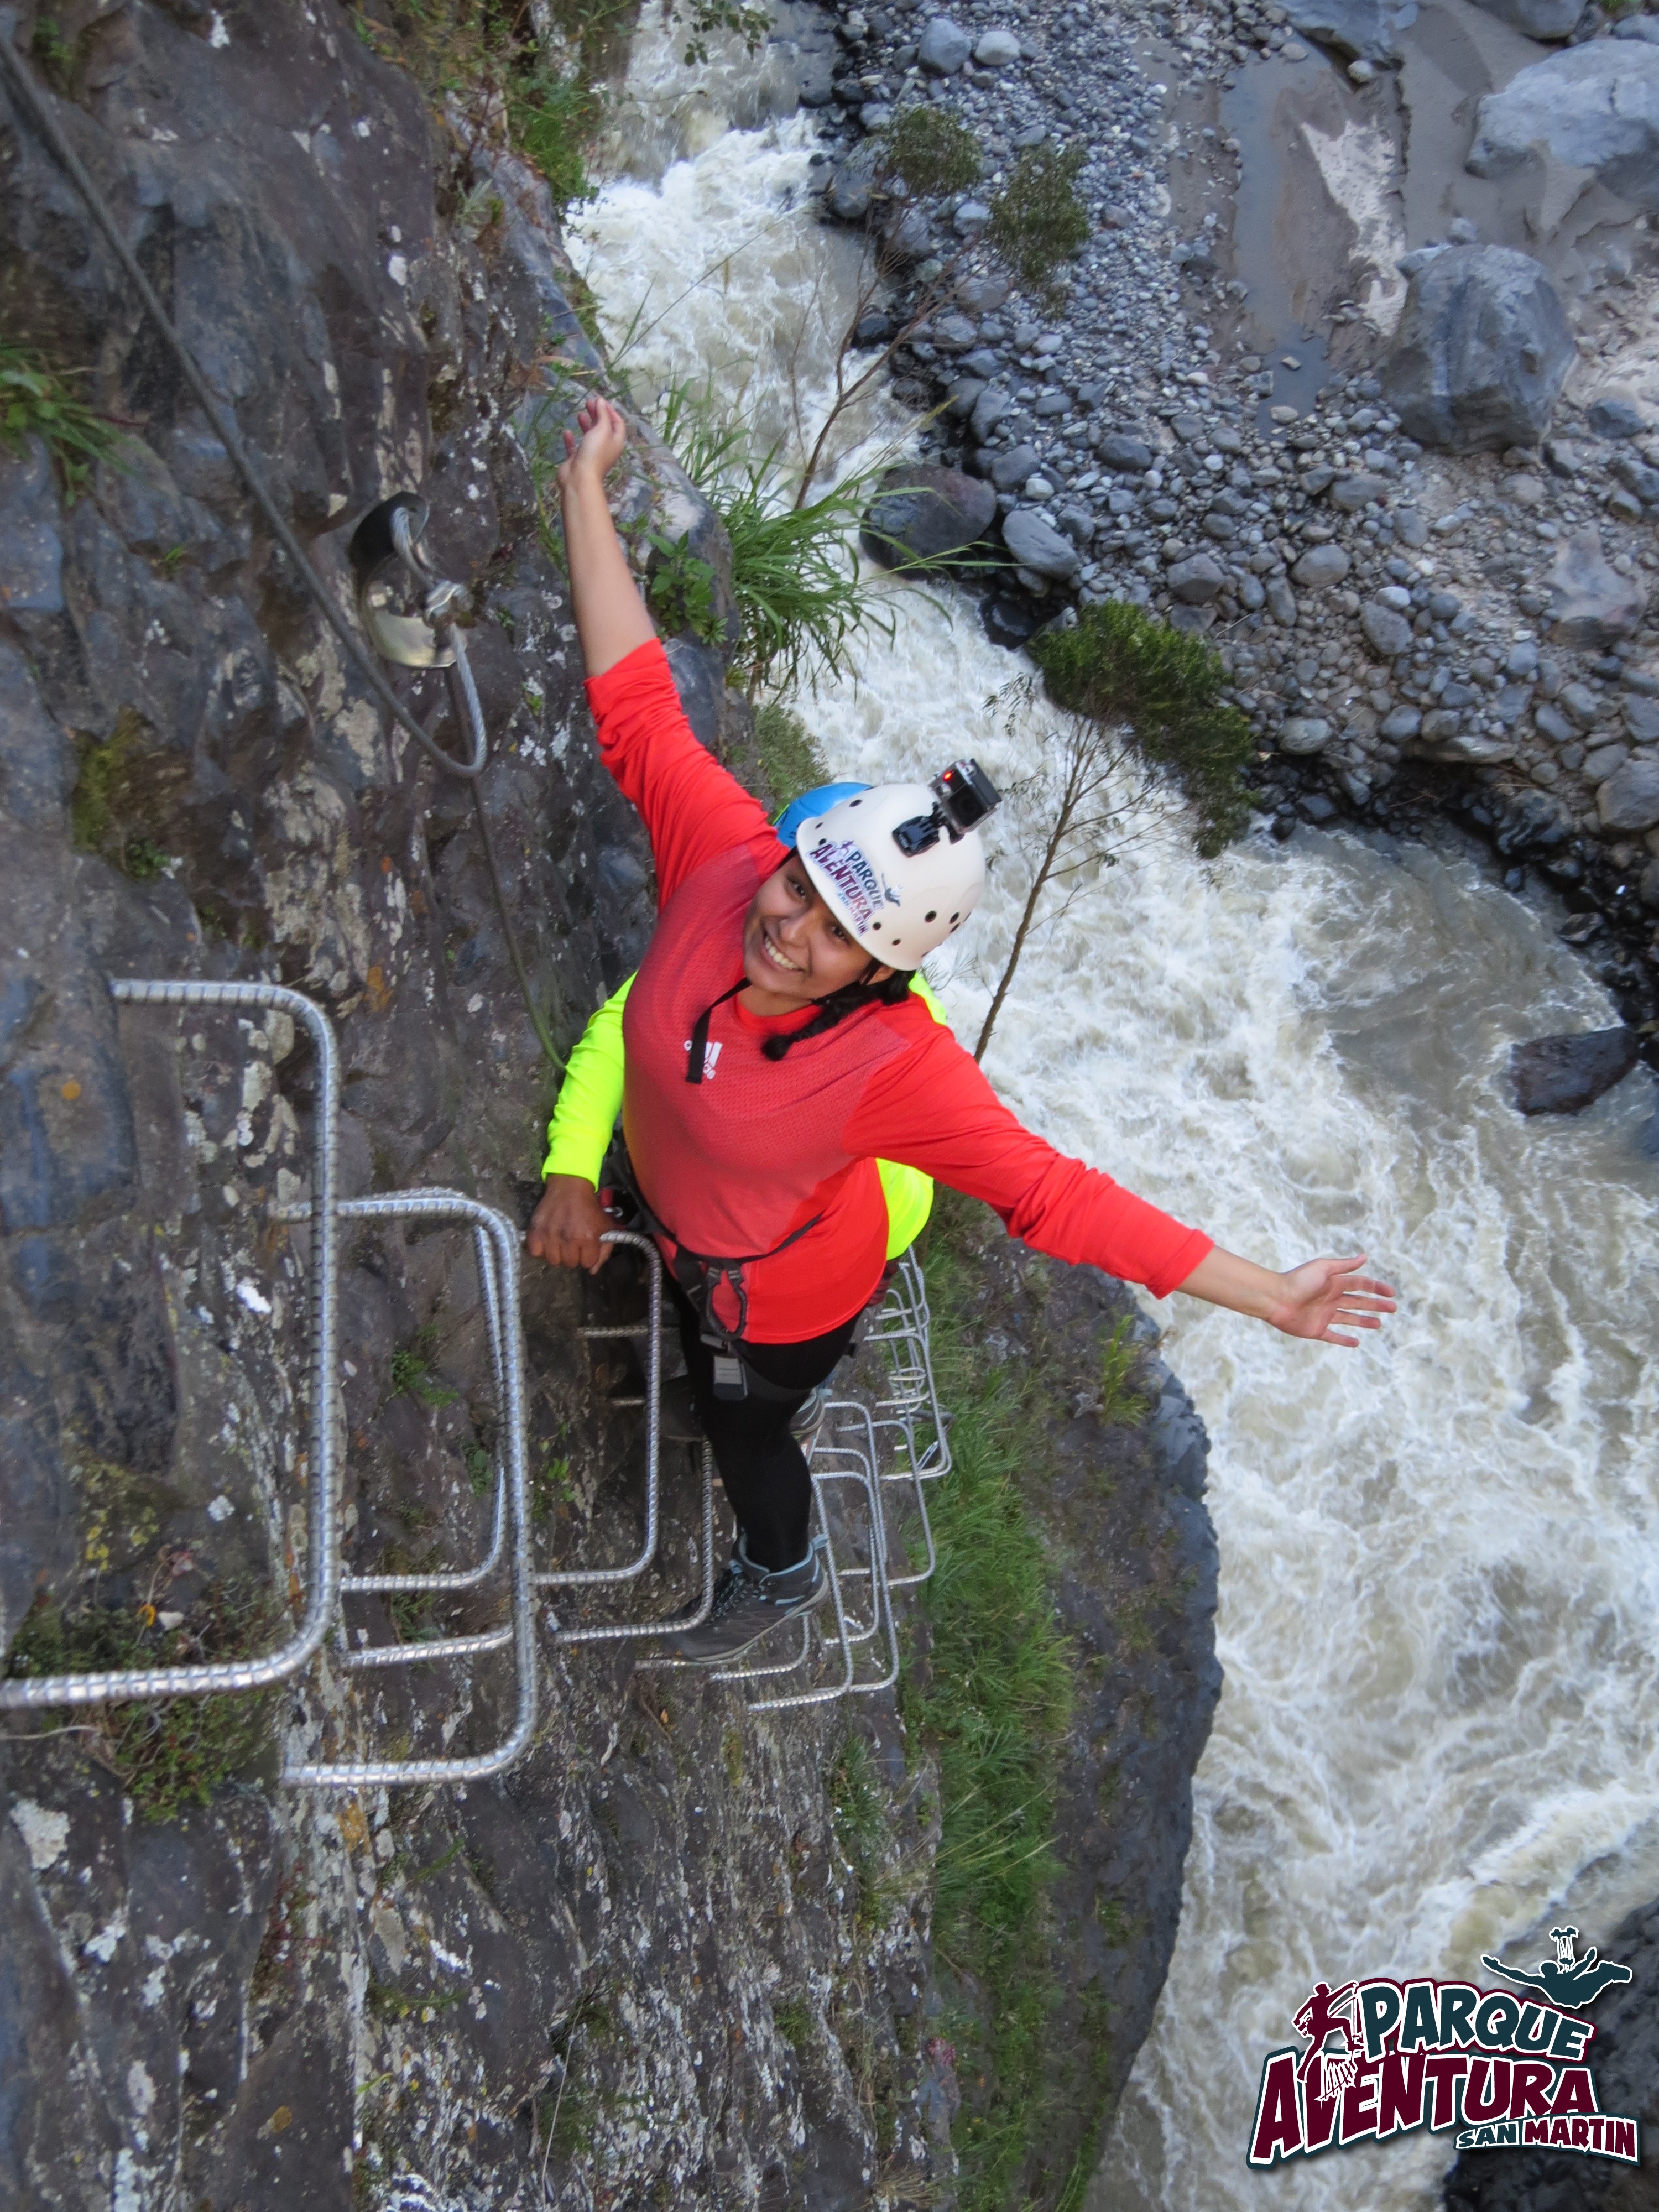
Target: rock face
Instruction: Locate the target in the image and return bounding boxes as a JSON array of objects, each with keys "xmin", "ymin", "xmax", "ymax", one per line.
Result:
[
  {"xmin": 1381, "ymin": 247, "xmax": 1575, "ymax": 453},
  {"xmin": 1546, "ymin": 526, "xmax": 1648, "ymax": 648},
  {"xmin": 1511, "ymin": 1028, "xmax": 1640, "ymax": 1113},
  {"xmin": 862, "ymin": 463, "xmax": 997, "ymax": 570},
  {"xmin": 0, "ymin": 14, "xmax": 1222, "ymax": 2211},
  {"xmin": 1468, "ymin": 43, "xmax": 1659, "ymax": 213}
]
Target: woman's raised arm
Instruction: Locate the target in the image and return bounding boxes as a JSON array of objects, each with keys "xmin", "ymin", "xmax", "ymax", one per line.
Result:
[{"xmin": 558, "ymin": 395, "xmax": 656, "ymax": 677}]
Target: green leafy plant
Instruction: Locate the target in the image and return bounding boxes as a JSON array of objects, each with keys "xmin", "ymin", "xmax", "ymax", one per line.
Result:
[
  {"xmin": 390, "ymin": 1326, "xmax": 460, "ymax": 1410},
  {"xmin": 829, "ymin": 1730, "xmax": 890, "ymax": 1914},
  {"xmin": 505, "ymin": 66, "xmax": 602, "ymax": 216},
  {"xmin": 989, "ymin": 142, "xmax": 1091, "ymax": 294},
  {"xmin": 674, "ymin": 0, "xmax": 770, "ymax": 63},
  {"xmin": 530, "ymin": 1456, "xmax": 575, "ymax": 1525},
  {"xmin": 644, "ymin": 528, "xmax": 722, "ymax": 646},
  {"xmin": 879, "ymin": 106, "xmax": 983, "ymax": 198},
  {"xmin": 6, "ymin": 1586, "xmax": 279, "ymax": 1822},
  {"xmin": 1029, "ymin": 601, "xmax": 1254, "ymax": 857},
  {"xmin": 0, "ymin": 339, "xmax": 126, "ymax": 502},
  {"xmin": 771, "ymin": 1995, "xmax": 815, "ymax": 2050}
]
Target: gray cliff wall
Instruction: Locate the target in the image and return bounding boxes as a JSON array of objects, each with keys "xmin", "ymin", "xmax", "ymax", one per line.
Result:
[{"xmin": 0, "ymin": 6, "xmax": 1218, "ymax": 2208}]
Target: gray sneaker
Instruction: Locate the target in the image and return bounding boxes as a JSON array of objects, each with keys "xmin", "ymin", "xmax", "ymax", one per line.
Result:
[{"xmin": 664, "ymin": 1537, "xmax": 828, "ymax": 1665}]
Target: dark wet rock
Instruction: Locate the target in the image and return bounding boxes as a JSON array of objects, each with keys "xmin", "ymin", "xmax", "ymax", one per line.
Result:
[
  {"xmin": 1003, "ymin": 508, "xmax": 1082, "ymax": 580},
  {"xmin": 1096, "ymin": 432, "xmax": 1156, "ymax": 472},
  {"xmin": 1511, "ymin": 1027, "xmax": 1640, "ymax": 1114},
  {"xmin": 969, "ymin": 385, "xmax": 1012, "ymax": 442},
  {"xmin": 827, "ymin": 139, "xmax": 881, "ymax": 220},
  {"xmin": 1284, "ymin": 0, "xmax": 1416, "ymax": 63},
  {"xmin": 1382, "ymin": 247, "xmax": 1574, "ymax": 453},
  {"xmin": 862, "ymin": 465, "xmax": 997, "ymax": 570},
  {"xmin": 1279, "ymin": 716, "xmax": 1333, "ymax": 754},
  {"xmin": 1329, "ymin": 473, "xmax": 1391, "ymax": 512},
  {"xmin": 1469, "ymin": 45, "xmax": 1659, "ymax": 213},
  {"xmin": 1590, "ymin": 396, "xmax": 1651, "ymax": 440},
  {"xmin": 1545, "ymin": 527, "xmax": 1648, "ymax": 648},
  {"xmin": 1597, "ymin": 756, "xmax": 1659, "ymax": 831},
  {"xmin": 982, "ymin": 592, "xmax": 1042, "ymax": 646}
]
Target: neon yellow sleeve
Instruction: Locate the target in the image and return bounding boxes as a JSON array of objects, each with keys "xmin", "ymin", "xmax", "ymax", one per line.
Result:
[
  {"xmin": 875, "ymin": 972, "xmax": 951, "ymax": 1258},
  {"xmin": 540, "ymin": 973, "xmax": 635, "ymax": 1185}
]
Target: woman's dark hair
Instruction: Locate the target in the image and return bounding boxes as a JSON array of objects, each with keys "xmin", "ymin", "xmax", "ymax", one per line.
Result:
[{"xmin": 761, "ymin": 965, "xmax": 914, "ymax": 1061}]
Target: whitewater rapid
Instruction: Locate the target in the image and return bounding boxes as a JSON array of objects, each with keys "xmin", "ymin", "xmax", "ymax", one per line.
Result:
[{"xmin": 571, "ymin": 60, "xmax": 1659, "ymax": 2209}]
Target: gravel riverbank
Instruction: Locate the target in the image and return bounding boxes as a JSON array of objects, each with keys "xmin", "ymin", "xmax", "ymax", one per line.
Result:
[{"xmin": 774, "ymin": 0, "xmax": 1659, "ymax": 1061}]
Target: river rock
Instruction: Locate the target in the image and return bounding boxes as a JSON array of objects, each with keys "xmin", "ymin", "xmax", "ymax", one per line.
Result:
[
  {"xmin": 1597, "ymin": 755, "xmax": 1659, "ymax": 830},
  {"xmin": 1329, "ymin": 473, "xmax": 1391, "ymax": 512},
  {"xmin": 1097, "ymin": 432, "xmax": 1156, "ymax": 472},
  {"xmin": 970, "ymin": 385, "xmax": 1011, "ymax": 442},
  {"xmin": 1279, "ymin": 716, "xmax": 1333, "ymax": 754},
  {"xmin": 1265, "ymin": 577, "xmax": 1298, "ymax": 624},
  {"xmin": 1511, "ymin": 1027, "xmax": 1640, "ymax": 1114},
  {"xmin": 1381, "ymin": 706, "xmax": 1422, "ymax": 739},
  {"xmin": 1285, "ymin": 0, "xmax": 1415, "ymax": 62},
  {"xmin": 919, "ymin": 16, "xmax": 972, "ymax": 71},
  {"xmin": 973, "ymin": 27, "xmax": 1023, "ymax": 65},
  {"xmin": 862, "ymin": 465, "xmax": 998, "ymax": 571},
  {"xmin": 1467, "ymin": 0, "xmax": 1582, "ymax": 36},
  {"xmin": 1002, "ymin": 508, "xmax": 1081, "ymax": 580},
  {"xmin": 1545, "ymin": 526, "xmax": 1647, "ymax": 648},
  {"xmin": 1292, "ymin": 544, "xmax": 1352, "ymax": 589},
  {"xmin": 1381, "ymin": 247, "xmax": 1574, "ymax": 453},
  {"xmin": 1468, "ymin": 44, "xmax": 1659, "ymax": 214},
  {"xmin": 1625, "ymin": 695, "xmax": 1659, "ymax": 742},
  {"xmin": 827, "ymin": 141, "xmax": 881, "ymax": 221},
  {"xmin": 1166, "ymin": 553, "xmax": 1227, "ymax": 604},
  {"xmin": 1590, "ymin": 397, "xmax": 1650, "ymax": 440},
  {"xmin": 990, "ymin": 442, "xmax": 1042, "ymax": 491},
  {"xmin": 1361, "ymin": 601, "xmax": 1415, "ymax": 657}
]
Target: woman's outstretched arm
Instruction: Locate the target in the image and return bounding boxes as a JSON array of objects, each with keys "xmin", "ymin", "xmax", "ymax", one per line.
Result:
[{"xmin": 558, "ymin": 394, "xmax": 655, "ymax": 676}]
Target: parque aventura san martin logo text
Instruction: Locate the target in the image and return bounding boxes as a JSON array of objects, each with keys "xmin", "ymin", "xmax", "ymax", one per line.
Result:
[{"xmin": 1248, "ymin": 1927, "xmax": 1638, "ymax": 2169}]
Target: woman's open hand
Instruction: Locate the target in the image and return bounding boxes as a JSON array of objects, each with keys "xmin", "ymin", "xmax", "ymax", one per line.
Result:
[
  {"xmin": 1266, "ymin": 1255, "xmax": 1396, "ymax": 1347},
  {"xmin": 526, "ymin": 1175, "xmax": 617, "ymax": 1274},
  {"xmin": 557, "ymin": 392, "xmax": 628, "ymax": 493}
]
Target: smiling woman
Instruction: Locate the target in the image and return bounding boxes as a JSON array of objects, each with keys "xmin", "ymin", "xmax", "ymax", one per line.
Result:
[{"xmin": 523, "ymin": 393, "xmax": 1396, "ymax": 1667}]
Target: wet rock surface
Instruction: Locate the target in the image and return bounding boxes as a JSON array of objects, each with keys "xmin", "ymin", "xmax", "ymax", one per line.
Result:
[
  {"xmin": 1510, "ymin": 1025, "xmax": 1641, "ymax": 1110},
  {"xmin": 1383, "ymin": 246, "xmax": 1577, "ymax": 453},
  {"xmin": 861, "ymin": 462, "xmax": 997, "ymax": 568}
]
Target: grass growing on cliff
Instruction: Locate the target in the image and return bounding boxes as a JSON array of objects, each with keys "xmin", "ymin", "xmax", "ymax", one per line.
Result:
[
  {"xmin": 901, "ymin": 1193, "xmax": 1081, "ymax": 2212},
  {"xmin": 5, "ymin": 1588, "xmax": 278, "ymax": 1821},
  {"xmin": 1029, "ymin": 600, "xmax": 1254, "ymax": 857},
  {"xmin": 753, "ymin": 701, "xmax": 828, "ymax": 810},
  {"xmin": 1, "ymin": 338, "xmax": 126, "ymax": 502}
]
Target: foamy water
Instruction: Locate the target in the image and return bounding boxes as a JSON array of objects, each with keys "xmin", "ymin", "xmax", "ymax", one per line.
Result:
[{"xmin": 572, "ymin": 97, "xmax": 1659, "ymax": 2212}]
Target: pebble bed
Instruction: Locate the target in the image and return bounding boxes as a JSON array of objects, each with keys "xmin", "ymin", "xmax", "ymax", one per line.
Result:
[{"xmin": 780, "ymin": 0, "xmax": 1659, "ymax": 1033}]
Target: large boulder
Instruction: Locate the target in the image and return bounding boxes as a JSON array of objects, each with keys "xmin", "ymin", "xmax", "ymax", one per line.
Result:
[
  {"xmin": 1292, "ymin": 543, "xmax": 1352, "ymax": 589},
  {"xmin": 1381, "ymin": 246, "xmax": 1574, "ymax": 453},
  {"xmin": 1285, "ymin": 0, "xmax": 1416, "ymax": 62},
  {"xmin": 1166, "ymin": 553, "xmax": 1227, "ymax": 604},
  {"xmin": 1001, "ymin": 508, "xmax": 1081, "ymax": 581},
  {"xmin": 1545, "ymin": 526, "xmax": 1648, "ymax": 648},
  {"xmin": 1467, "ymin": 0, "xmax": 1582, "ymax": 36},
  {"xmin": 1511, "ymin": 1029, "xmax": 1640, "ymax": 1115},
  {"xmin": 1597, "ymin": 755, "xmax": 1659, "ymax": 831},
  {"xmin": 1468, "ymin": 44, "xmax": 1659, "ymax": 212},
  {"xmin": 918, "ymin": 16, "xmax": 972, "ymax": 72},
  {"xmin": 861, "ymin": 465, "xmax": 997, "ymax": 571}
]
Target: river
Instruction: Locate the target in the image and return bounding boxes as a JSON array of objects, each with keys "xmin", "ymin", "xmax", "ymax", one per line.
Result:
[{"xmin": 571, "ymin": 30, "xmax": 1659, "ymax": 2206}]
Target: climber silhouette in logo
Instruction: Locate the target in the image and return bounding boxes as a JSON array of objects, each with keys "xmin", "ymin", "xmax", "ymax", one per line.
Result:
[
  {"xmin": 1482, "ymin": 1926, "xmax": 1633, "ymax": 2011},
  {"xmin": 1293, "ymin": 1980, "xmax": 1360, "ymax": 2090}
]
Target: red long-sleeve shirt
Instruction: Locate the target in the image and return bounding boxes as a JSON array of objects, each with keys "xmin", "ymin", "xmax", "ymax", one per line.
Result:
[{"xmin": 586, "ymin": 639, "xmax": 1212, "ymax": 1342}]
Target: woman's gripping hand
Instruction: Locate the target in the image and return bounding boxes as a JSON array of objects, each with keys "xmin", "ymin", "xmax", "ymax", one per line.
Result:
[{"xmin": 526, "ymin": 1175, "xmax": 617, "ymax": 1274}]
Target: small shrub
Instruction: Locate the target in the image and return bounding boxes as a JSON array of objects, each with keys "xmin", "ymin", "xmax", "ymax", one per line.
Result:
[
  {"xmin": 829, "ymin": 1730, "xmax": 889, "ymax": 1916},
  {"xmin": 6, "ymin": 1586, "xmax": 279, "ymax": 1822},
  {"xmin": 530, "ymin": 1456, "xmax": 574, "ymax": 1525},
  {"xmin": 390, "ymin": 1325, "xmax": 458, "ymax": 1410},
  {"xmin": 753, "ymin": 701, "xmax": 828, "ymax": 810},
  {"xmin": 989, "ymin": 142, "xmax": 1090, "ymax": 294},
  {"xmin": 674, "ymin": 0, "xmax": 770, "ymax": 64},
  {"xmin": 505, "ymin": 67, "xmax": 602, "ymax": 216},
  {"xmin": 880, "ymin": 106, "xmax": 982, "ymax": 197},
  {"xmin": 645, "ymin": 529, "xmax": 722, "ymax": 647},
  {"xmin": 772, "ymin": 1995, "xmax": 815, "ymax": 2049},
  {"xmin": 1029, "ymin": 601, "xmax": 1254, "ymax": 856},
  {"xmin": 0, "ymin": 339, "xmax": 125, "ymax": 502}
]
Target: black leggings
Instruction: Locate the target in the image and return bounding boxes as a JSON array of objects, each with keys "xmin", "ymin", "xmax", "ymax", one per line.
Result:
[{"xmin": 667, "ymin": 1279, "xmax": 858, "ymax": 1571}]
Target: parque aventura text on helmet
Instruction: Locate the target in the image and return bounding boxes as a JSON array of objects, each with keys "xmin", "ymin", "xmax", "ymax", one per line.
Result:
[{"xmin": 792, "ymin": 760, "xmax": 1002, "ymax": 968}]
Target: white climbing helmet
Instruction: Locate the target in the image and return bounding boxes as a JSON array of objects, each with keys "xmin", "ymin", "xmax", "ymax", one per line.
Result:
[{"xmin": 794, "ymin": 760, "xmax": 1001, "ymax": 968}]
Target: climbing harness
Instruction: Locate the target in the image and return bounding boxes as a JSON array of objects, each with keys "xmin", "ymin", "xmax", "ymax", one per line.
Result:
[{"xmin": 0, "ymin": 23, "xmax": 561, "ymax": 1069}]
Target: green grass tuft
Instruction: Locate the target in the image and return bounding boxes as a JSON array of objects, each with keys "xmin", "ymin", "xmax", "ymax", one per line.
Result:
[
  {"xmin": 1097, "ymin": 1315, "xmax": 1151, "ymax": 1428},
  {"xmin": 1029, "ymin": 599, "xmax": 1254, "ymax": 857},
  {"xmin": 752, "ymin": 701, "xmax": 828, "ymax": 811},
  {"xmin": 989, "ymin": 142, "xmax": 1091, "ymax": 296},
  {"xmin": 1, "ymin": 338, "xmax": 126, "ymax": 503},
  {"xmin": 5, "ymin": 1587, "xmax": 279, "ymax": 1822}
]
